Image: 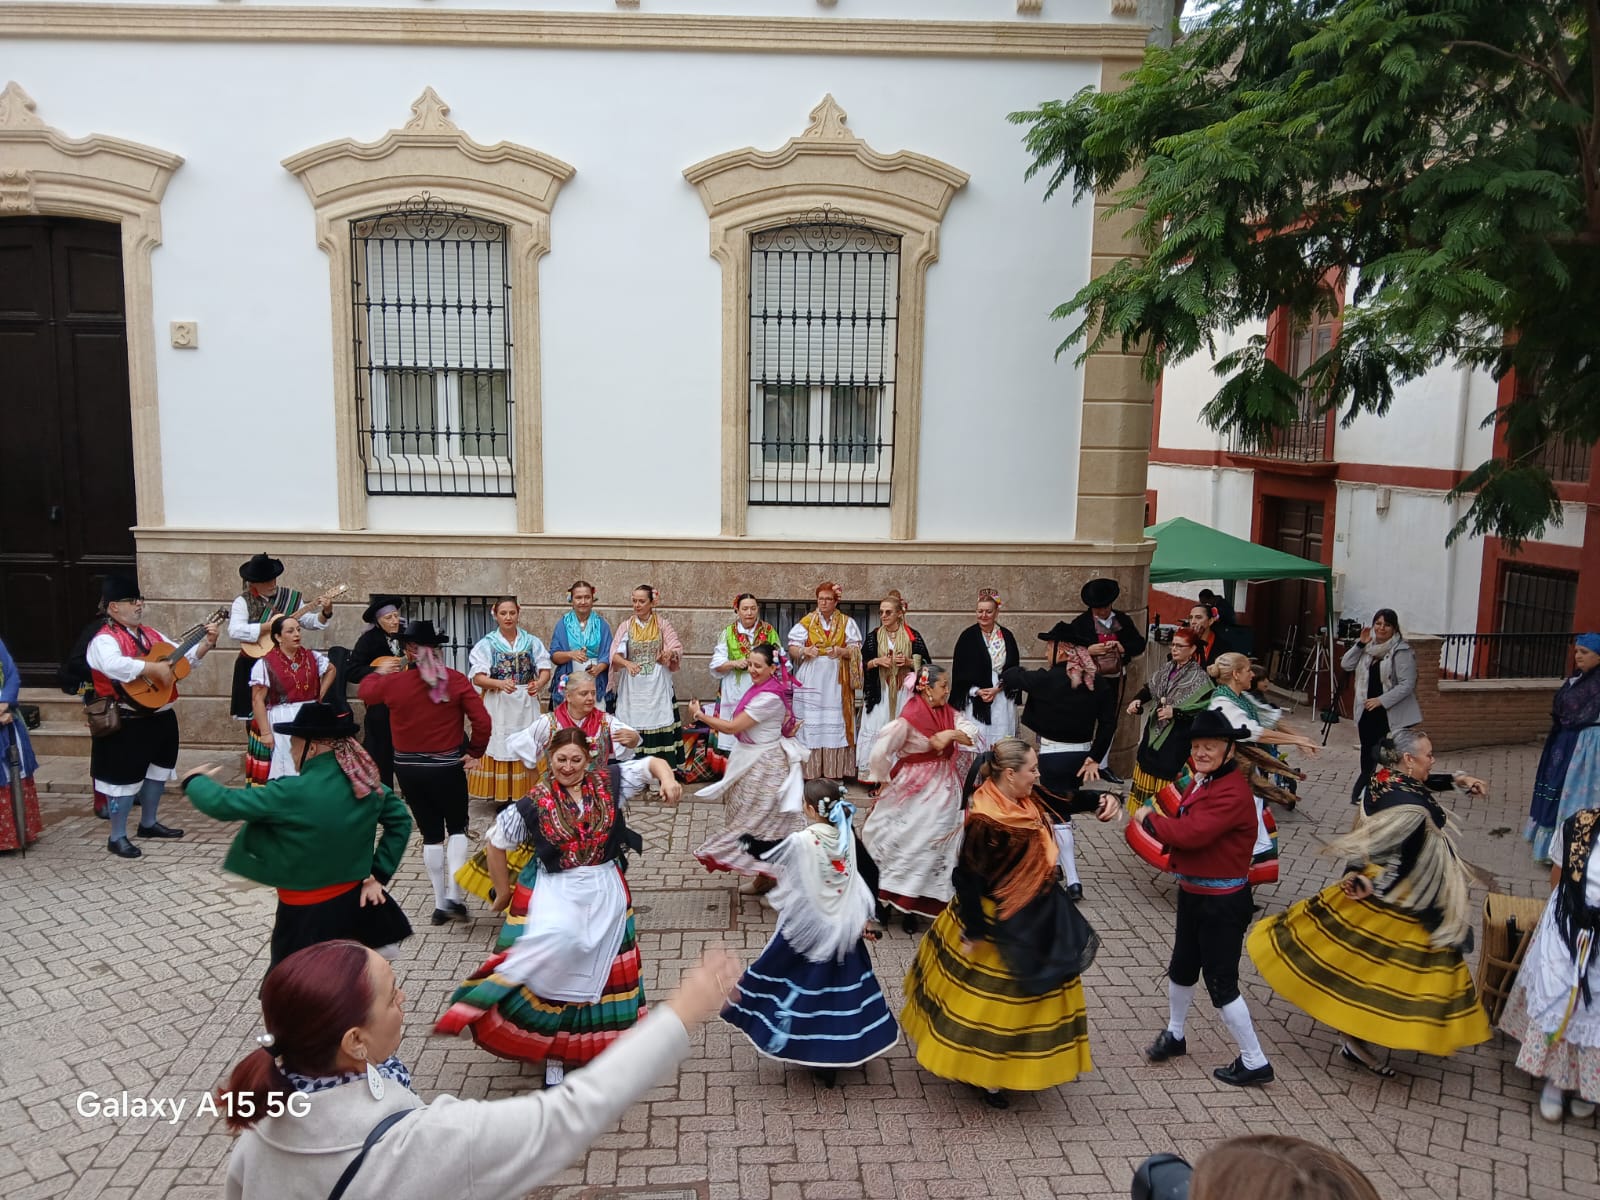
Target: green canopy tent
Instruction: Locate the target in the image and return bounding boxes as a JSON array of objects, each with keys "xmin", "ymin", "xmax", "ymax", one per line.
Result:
[{"xmin": 1145, "ymin": 516, "xmax": 1337, "ymax": 701}]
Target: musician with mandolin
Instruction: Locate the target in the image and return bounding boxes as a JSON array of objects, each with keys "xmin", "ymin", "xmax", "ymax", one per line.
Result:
[
  {"xmin": 345, "ymin": 594, "xmax": 410, "ymax": 788},
  {"xmin": 86, "ymin": 575, "xmax": 223, "ymax": 859},
  {"xmin": 227, "ymin": 553, "xmax": 339, "ymax": 780}
]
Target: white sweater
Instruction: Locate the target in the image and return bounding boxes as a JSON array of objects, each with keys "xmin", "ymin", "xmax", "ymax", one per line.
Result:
[{"xmin": 224, "ymin": 1007, "xmax": 690, "ymax": 1200}]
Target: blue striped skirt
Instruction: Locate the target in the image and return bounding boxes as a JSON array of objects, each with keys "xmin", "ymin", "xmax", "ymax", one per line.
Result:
[{"xmin": 722, "ymin": 932, "xmax": 900, "ymax": 1068}]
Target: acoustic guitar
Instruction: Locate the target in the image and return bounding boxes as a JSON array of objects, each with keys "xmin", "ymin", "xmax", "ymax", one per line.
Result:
[
  {"xmin": 240, "ymin": 585, "xmax": 349, "ymax": 659},
  {"xmin": 121, "ymin": 608, "xmax": 229, "ymax": 710},
  {"xmin": 368, "ymin": 656, "xmax": 408, "ymax": 673}
]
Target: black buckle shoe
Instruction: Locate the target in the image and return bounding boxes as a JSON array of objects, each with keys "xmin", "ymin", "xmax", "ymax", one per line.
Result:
[
  {"xmin": 136, "ymin": 822, "xmax": 185, "ymax": 839},
  {"xmin": 1144, "ymin": 1030, "xmax": 1187, "ymax": 1062},
  {"xmin": 1213, "ymin": 1056, "xmax": 1274, "ymax": 1087},
  {"xmin": 1065, "ymin": 882, "xmax": 1084, "ymax": 901},
  {"xmin": 107, "ymin": 837, "xmax": 143, "ymax": 859}
]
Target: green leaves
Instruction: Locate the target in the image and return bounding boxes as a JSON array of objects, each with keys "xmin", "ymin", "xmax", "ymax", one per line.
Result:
[{"xmin": 1012, "ymin": 0, "xmax": 1598, "ymax": 549}]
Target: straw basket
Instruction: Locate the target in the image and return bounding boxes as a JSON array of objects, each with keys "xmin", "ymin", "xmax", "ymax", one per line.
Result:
[{"xmin": 1476, "ymin": 892, "xmax": 1549, "ymax": 1024}]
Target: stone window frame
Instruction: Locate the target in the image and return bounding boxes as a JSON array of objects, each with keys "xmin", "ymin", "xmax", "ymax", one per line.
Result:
[
  {"xmin": 0, "ymin": 81, "xmax": 182, "ymax": 527},
  {"xmin": 684, "ymin": 95, "xmax": 968, "ymax": 540},
  {"xmin": 282, "ymin": 88, "xmax": 574, "ymax": 532}
]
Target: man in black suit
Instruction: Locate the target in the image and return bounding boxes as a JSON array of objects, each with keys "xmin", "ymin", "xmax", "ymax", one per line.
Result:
[
  {"xmin": 1067, "ymin": 578, "xmax": 1147, "ymax": 784},
  {"xmin": 1002, "ymin": 622, "xmax": 1120, "ymax": 900}
]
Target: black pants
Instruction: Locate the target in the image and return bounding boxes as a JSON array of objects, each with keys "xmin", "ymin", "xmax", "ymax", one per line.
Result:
[
  {"xmin": 392, "ymin": 762, "xmax": 468, "ymax": 843},
  {"xmin": 1036, "ymin": 750, "xmax": 1097, "ymax": 823},
  {"xmin": 1351, "ymin": 706, "xmax": 1389, "ymax": 803},
  {"xmin": 362, "ymin": 704, "xmax": 395, "ymax": 789},
  {"xmin": 1168, "ymin": 886, "xmax": 1253, "ymax": 1008},
  {"xmin": 1091, "ymin": 675, "xmax": 1122, "ymax": 756}
]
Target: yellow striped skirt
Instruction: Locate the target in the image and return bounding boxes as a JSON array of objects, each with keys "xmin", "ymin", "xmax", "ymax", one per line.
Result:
[
  {"xmin": 899, "ymin": 901, "xmax": 1093, "ymax": 1091},
  {"xmin": 1247, "ymin": 882, "xmax": 1490, "ymax": 1055},
  {"xmin": 455, "ymin": 842, "xmax": 534, "ymax": 905},
  {"xmin": 466, "ymin": 757, "xmax": 533, "ymax": 805},
  {"xmin": 1127, "ymin": 765, "xmax": 1171, "ymax": 820}
]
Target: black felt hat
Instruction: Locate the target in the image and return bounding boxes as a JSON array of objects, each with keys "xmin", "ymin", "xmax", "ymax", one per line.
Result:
[
  {"xmin": 361, "ymin": 594, "xmax": 405, "ymax": 624},
  {"xmin": 100, "ymin": 575, "xmax": 143, "ymax": 604},
  {"xmin": 1187, "ymin": 708, "xmax": 1251, "ymax": 742},
  {"xmin": 272, "ymin": 702, "xmax": 361, "ymax": 740},
  {"xmin": 399, "ymin": 619, "xmax": 450, "ymax": 648},
  {"xmin": 239, "ymin": 553, "xmax": 285, "ymax": 583},
  {"xmin": 1036, "ymin": 620, "xmax": 1091, "ymax": 646},
  {"xmin": 1081, "ymin": 578, "xmax": 1120, "ymax": 608}
]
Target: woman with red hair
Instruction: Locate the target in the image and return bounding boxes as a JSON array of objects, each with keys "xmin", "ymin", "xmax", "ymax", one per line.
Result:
[
  {"xmin": 786, "ymin": 582, "xmax": 863, "ymax": 779},
  {"xmin": 217, "ymin": 938, "xmax": 737, "ymax": 1199}
]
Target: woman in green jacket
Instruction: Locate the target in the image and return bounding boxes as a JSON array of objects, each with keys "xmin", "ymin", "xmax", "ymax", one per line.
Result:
[{"xmin": 183, "ymin": 703, "xmax": 414, "ymax": 969}]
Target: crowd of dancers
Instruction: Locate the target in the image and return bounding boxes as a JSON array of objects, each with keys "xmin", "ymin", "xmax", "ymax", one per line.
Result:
[{"xmin": 17, "ymin": 556, "xmax": 1600, "ymax": 1138}]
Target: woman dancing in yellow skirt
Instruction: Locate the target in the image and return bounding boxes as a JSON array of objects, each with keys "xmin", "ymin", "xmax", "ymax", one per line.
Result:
[
  {"xmin": 901, "ymin": 737, "xmax": 1114, "ymax": 1108},
  {"xmin": 1248, "ymin": 728, "xmax": 1491, "ymax": 1074}
]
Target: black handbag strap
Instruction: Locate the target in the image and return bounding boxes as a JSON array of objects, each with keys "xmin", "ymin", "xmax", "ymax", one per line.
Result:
[{"xmin": 327, "ymin": 1110, "xmax": 409, "ymax": 1200}]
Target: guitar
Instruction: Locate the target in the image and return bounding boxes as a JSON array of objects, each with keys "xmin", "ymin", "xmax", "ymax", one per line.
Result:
[
  {"xmin": 240, "ymin": 585, "xmax": 349, "ymax": 659},
  {"xmin": 369, "ymin": 656, "xmax": 408, "ymax": 673},
  {"xmin": 121, "ymin": 608, "xmax": 229, "ymax": 710}
]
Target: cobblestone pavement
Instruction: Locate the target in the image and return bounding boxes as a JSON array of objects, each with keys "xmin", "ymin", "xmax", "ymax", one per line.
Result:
[{"xmin": 4, "ymin": 733, "xmax": 1598, "ymax": 1200}]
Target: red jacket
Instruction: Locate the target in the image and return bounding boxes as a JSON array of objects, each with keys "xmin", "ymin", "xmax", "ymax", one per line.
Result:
[
  {"xmin": 359, "ymin": 668, "xmax": 491, "ymax": 758},
  {"xmin": 1142, "ymin": 759, "xmax": 1257, "ymax": 893}
]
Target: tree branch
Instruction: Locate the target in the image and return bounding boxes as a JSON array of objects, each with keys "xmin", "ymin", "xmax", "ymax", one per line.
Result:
[{"xmin": 1442, "ymin": 40, "xmax": 1578, "ymax": 107}]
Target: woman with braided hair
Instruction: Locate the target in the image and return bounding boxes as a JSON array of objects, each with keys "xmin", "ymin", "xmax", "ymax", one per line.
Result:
[
  {"xmin": 900, "ymin": 737, "xmax": 1107, "ymax": 1108},
  {"xmin": 1249, "ymin": 728, "xmax": 1492, "ymax": 1077},
  {"xmin": 721, "ymin": 779, "xmax": 898, "ymax": 1088}
]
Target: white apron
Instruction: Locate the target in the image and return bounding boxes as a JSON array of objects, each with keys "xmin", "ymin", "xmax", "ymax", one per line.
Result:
[{"xmin": 497, "ymin": 862, "xmax": 628, "ymax": 1003}]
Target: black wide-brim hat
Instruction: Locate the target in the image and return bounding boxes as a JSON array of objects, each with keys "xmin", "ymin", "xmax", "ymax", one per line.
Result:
[
  {"xmin": 399, "ymin": 618, "xmax": 450, "ymax": 648},
  {"xmin": 239, "ymin": 553, "xmax": 285, "ymax": 583},
  {"xmin": 273, "ymin": 702, "xmax": 361, "ymax": 740},
  {"xmin": 1036, "ymin": 620, "xmax": 1091, "ymax": 646},
  {"xmin": 1081, "ymin": 578, "xmax": 1120, "ymax": 608},
  {"xmin": 361, "ymin": 594, "xmax": 405, "ymax": 624},
  {"xmin": 1188, "ymin": 708, "xmax": 1251, "ymax": 743},
  {"xmin": 100, "ymin": 574, "xmax": 143, "ymax": 604}
]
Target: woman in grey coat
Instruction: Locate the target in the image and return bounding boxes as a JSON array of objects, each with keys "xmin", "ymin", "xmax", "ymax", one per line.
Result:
[
  {"xmin": 1340, "ymin": 609, "xmax": 1421, "ymax": 803},
  {"xmin": 219, "ymin": 940, "xmax": 738, "ymax": 1200}
]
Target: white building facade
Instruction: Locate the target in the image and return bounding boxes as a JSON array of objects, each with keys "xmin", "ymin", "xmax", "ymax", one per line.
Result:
[{"xmin": 2, "ymin": 0, "xmax": 1170, "ymax": 744}]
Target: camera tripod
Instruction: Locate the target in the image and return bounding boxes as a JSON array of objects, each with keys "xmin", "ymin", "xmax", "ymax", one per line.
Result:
[{"xmin": 1295, "ymin": 628, "xmax": 1348, "ymax": 745}]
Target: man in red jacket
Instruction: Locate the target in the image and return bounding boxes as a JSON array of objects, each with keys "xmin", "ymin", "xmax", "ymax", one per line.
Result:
[
  {"xmin": 1139, "ymin": 707, "xmax": 1275, "ymax": 1087},
  {"xmin": 359, "ymin": 620, "xmax": 491, "ymax": 926}
]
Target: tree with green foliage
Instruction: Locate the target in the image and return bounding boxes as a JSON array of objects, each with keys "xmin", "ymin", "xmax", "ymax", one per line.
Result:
[{"xmin": 1012, "ymin": 0, "xmax": 1597, "ymax": 547}]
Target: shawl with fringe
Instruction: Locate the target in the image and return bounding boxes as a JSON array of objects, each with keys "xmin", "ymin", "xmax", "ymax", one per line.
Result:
[
  {"xmin": 759, "ymin": 822, "xmax": 875, "ymax": 963},
  {"xmin": 964, "ymin": 780, "xmax": 1058, "ymax": 922}
]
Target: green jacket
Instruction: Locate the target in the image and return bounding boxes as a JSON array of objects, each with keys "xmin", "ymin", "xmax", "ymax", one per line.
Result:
[{"xmin": 184, "ymin": 752, "xmax": 412, "ymax": 890}]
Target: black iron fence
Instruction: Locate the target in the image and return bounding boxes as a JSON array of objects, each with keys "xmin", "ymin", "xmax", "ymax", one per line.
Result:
[
  {"xmin": 1229, "ymin": 411, "xmax": 1330, "ymax": 462},
  {"xmin": 748, "ymin": 208, "xmax": 899, "ymax": 507},
  {"xmin": 1440, "ymin": 632, "xmax": 1574, "ymax": 681},
  {"xmin": 351, "ymin": 194, "xmax": 515, "ymax": 497},
  {"xmin": 1527, "ymin": 436, "xmax": 1593, "ymax": 484},
  {"xmin": 390, "ymin": 595, "xmax": 501, "ymax": 675}
]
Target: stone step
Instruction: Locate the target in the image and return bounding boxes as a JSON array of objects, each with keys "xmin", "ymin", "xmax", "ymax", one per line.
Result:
[
  {"xmin": 24, "ymin": 719, "xmax": 236, "ymax": 760},
  {"xmin": 17, "ymin": 687, "xmax": 85, "ymax": 726}
]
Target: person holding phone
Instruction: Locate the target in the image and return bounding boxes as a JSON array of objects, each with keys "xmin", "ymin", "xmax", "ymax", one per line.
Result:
[{"xmin": 1340, "ymin": 609, "xmax": 1420, "ymax": 804}]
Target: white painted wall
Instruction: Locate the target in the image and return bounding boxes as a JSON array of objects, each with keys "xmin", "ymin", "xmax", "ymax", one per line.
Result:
[
  {"xmin": 1335, "ymin": 361, "xmax": 1500, "ymax": 471},
  {"xmin": 16, "ymin": 40, "xmax": 1101, "ymax": 541},
  {"xmin": 1148, "ymin": 463, "xmax": 1254, "ymax": 536},
  {"xmin": 1156, "ymin": 318, "xmax": 1264, "ymax": 449},
  {"xmin": 66, "ymin": 0, "xmax": 1150, "ymax": 20}
]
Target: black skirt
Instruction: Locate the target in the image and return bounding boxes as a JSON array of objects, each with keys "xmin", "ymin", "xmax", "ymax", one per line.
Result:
[
  {"xmin": 269, "ymin": 884, "xmax": 414, "ymax": 969},
  {"xmin": 89, "ymin": 708, "xmax": 180, "ymax": 786},
  {"xmin": 230, "ymin": 652, "xmax": 255, "ymax": 720}
]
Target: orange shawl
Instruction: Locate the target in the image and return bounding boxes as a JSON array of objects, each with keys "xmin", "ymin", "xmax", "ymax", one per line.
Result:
[{"xmin": 966, "ymin": 780, "xmax": 1058, "ymax": 921}]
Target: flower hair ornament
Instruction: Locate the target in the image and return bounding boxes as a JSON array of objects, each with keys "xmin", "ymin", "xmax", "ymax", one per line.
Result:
[
  {"xmin": 978, "ymin": 588, "xmax": 1002, "ymax": 609},
  {"xmin": 816, "ymin": 581, "xmax": 843, "ymax": 601}
]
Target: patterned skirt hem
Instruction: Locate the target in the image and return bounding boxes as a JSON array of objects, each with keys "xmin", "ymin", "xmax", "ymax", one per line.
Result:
[
  {"xmin": 1500, "ymin": 982, "xmax": 1600, "ymax": 1100},
  {"xmin": 466, "ymin": 757, "xmax": 533, "ymax": 804},
  {"xmin": 0, "ymin": 778, "xmax": 43, "ymax": 851},
  {"xmin": 877, "ymin": 889, "xmax": 948, "ymax": 918},
  {"xmin": 803, "ymin": 745, "xmax": 857, "ymax": 781}
]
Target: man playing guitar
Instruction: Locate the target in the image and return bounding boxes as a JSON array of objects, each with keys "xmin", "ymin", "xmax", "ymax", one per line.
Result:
[{"xmin": 87, "ymin": 576, "xmax": 222, "ymax": 859}]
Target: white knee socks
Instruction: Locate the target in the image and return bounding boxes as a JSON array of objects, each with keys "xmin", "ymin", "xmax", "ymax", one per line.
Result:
[
  {"xmin": 445, "ymin": 834, "xmax": 469, "ymax": 905},
  {"xmin": 1052, "ymin": 822, "xmax": 1080, "ymax": 887},
  {"xmin": 1167, "ymin": 981, "xmax": 1196, "ymax": 1039},
  {"xmin": 422, "ymin": 842, "xmax": 449, "ymax": 910},
  {"xmin": 1219, "ymin": 996, "xmax": 1269, "ymax": 1069}
]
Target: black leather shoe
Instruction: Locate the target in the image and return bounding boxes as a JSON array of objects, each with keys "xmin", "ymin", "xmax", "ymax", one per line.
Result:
[
  {"xmin": 1065, "ymin": 882, "xmax": 1084, "ymax": 901},
  {"xmin": 430, "ymin": 908, "xmax": 454, "ymax": 926},
  {"xmin": 901, "ymin": 912, "xmax": 921, "ymax": 935},
  {"xmin": 811, "ymin": 1067, "xmax": 837, "ymax": 1089},
  {"xmin": 1213, "ymin": 1057, "xmax": 1275, "ymax": 1087},
  {"xmin": 136, "ymin": 822, "xmax": 185, "ymax": 839},
  {"xmin": 980, "ymin": 1087, "xmax": 1010, "ymax": 1109},
  {"xmin": 1099, "ymin": 769, "xmax": 1126, "ymax": 786},
  {"xmin": 107, "ymin": 837, "xmax": 142, "ymax": 859},
  {"xmin": 446, "ymin": 900, "xmax": 470, "ymax": 921},
  {"xmin": 1145, "ymin": 1030, "xmax": 1187, "ymax": 1062}
]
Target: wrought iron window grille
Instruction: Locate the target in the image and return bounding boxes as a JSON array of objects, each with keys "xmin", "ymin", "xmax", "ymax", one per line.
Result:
[
  {"xmin": 748, "ymin": 207, "xmax": 900, "ymax": 507},
  {"xmin": 351, "ymin": 193, "xmax": 515, "ymax": 497},
  {"xmin": 387, "ymin": 595, "xmax": 502, "ymax": 675}
]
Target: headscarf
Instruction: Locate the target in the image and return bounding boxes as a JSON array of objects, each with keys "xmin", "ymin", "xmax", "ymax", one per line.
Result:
[
  {"xmin": 329, "ymin": 738, "xmax": 384, "ymax": 798},
  {"xmin": 1554, "ymin": 639, "xmax": 1600, "ymax": 729},
  {"xmin": 414, "ymin": 645, "xmax": 451, "ymax": 704}
]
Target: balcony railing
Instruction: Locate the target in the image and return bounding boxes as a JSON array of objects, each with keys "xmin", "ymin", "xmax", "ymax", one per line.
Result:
[
  {"xmin": 1229, "ymin": 414, "xmax": 1331, "ymax": 463},
  {"xmin": 1526, "ymin": 437, "xmax": 1592, "ymax": 485},
  {"xmin": 1440, "ymin": 632, "xmax": 1574, "ymax": 681}
]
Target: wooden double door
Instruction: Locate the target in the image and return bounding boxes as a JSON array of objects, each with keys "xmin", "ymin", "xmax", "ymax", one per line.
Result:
[
  {"xmin": 0, "ymin": 218, "xmax": 137, "ymax": 685},
  {"xmin": 1259, "ymin": 497, "xmax": 1326, "ymax": 689}
]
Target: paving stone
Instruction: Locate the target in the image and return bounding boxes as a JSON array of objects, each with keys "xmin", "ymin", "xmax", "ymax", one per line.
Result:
[{"xmin": 4, "ymin": 737, "xmax": 1598, "ymax": 1198}]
